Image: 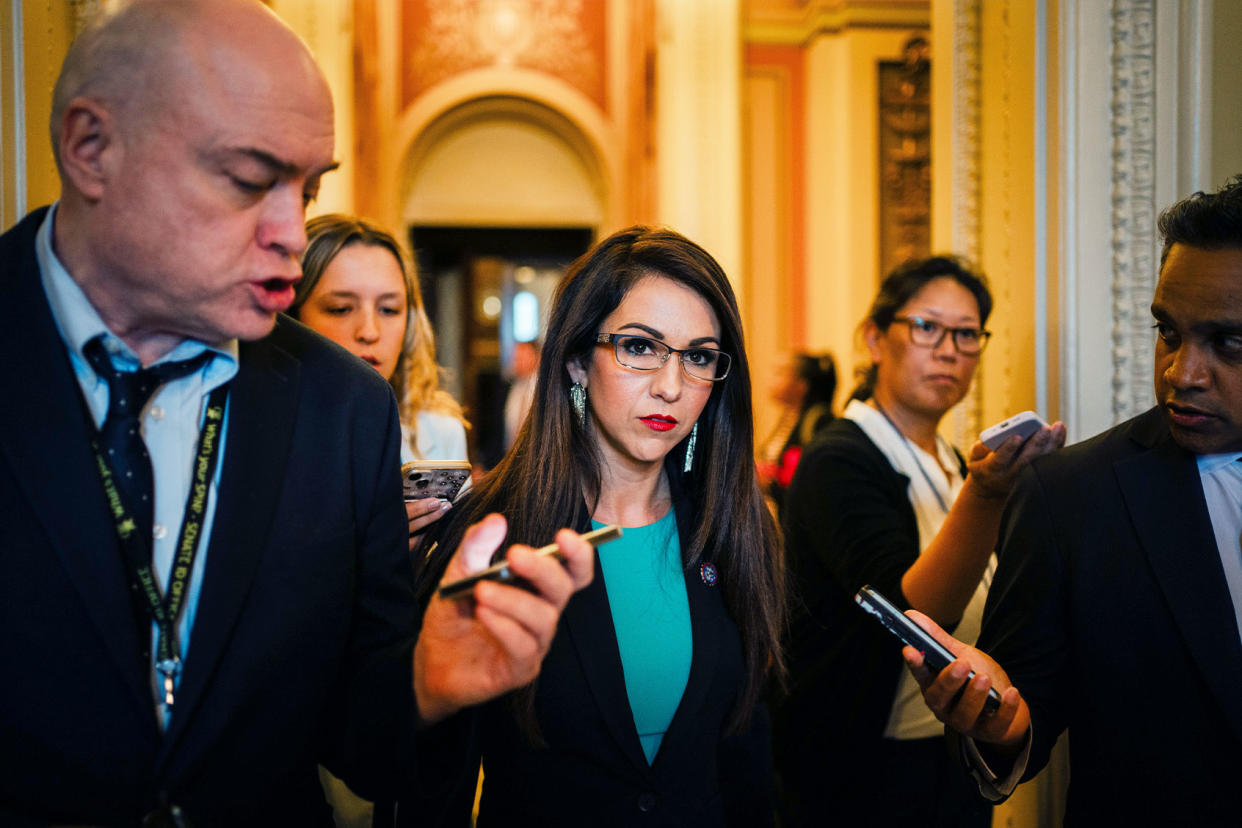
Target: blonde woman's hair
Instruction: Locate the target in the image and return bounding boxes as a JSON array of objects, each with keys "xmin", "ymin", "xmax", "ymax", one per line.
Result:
[{"xmin": 291, "ymin": 214, "xmax": 468, "ymax": 443}]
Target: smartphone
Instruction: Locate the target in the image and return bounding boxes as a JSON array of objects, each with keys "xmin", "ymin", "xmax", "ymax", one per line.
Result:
[
  {"xmin": 402, "ymin": 460, "xmax": 471, "ymax": 502},
  {"xmin": 855, "ymin": 585, "xmax": 1001, "ymax": 715},
  {"xmin": 437, "ymin": 524, "xmax": 623, "ymax": 601},
  {"xmin": 979, "ymin": 410, "xmax": 1048, "ymax": 451}
]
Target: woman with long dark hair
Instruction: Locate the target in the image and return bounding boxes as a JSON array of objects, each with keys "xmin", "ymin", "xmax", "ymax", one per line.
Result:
[
  {"xmin": 413, "ymin": 226, "xmax": 785, "ymax": 826},
  {"xmin": 774, "ymin": 256, "xmax": 1064, "ymax": 826}
]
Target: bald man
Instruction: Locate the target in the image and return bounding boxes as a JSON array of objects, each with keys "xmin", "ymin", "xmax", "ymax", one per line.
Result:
[{"xmin": 0, "ymin": 2, "xmax": 591, "ymax": 824}]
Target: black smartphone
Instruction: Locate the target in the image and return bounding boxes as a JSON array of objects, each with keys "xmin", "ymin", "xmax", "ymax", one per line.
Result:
[
  {"xmin": 402, "ymin": 460, "xmax": 471, "ymax": 502},
  {"xmin": 855, "ymin": 585, "xmax": 1001, "ymax": 715},
  {"xmin": 437, "ymin": 524, "xmax": 623, "ymax": 601}
]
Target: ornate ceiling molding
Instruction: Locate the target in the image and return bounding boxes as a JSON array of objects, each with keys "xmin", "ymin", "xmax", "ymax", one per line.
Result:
[{"xmin": 743, "ymin": 0, "xmax": 929, "ymax": 45}]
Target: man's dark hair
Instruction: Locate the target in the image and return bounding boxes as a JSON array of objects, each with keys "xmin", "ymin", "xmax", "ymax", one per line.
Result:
[{"xmin": 1158, "ymin": 174, "xmax": 1242, "ymax": 270}]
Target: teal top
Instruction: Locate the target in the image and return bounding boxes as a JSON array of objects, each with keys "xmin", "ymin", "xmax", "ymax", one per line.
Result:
[{"xmin": 593, "ymin": 512, "xmax": 693, "ymax": 764}]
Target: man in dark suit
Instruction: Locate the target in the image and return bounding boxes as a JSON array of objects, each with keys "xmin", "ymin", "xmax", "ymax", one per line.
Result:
[
  {"xmin": 0, "ymin": 1, "xmax": 591, "ymax": 824},
  {"xmin": 906, "ymin": 176, "xmax": 1242, "ymax": 823}
]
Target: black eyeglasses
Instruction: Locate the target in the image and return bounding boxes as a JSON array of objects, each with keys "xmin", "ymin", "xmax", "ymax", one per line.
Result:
[
  {"xmin": 891, "ymin": 315, "xmax": 992, "ymax": 355},
  {"xmin": 596, "ymin": 333, "xmax": 732, "ymax": 381}
]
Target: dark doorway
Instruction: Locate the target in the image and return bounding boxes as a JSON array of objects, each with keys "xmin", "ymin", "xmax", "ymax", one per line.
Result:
[{"xmin": 410, "ymin": 226, "xmax": 593, "ymax": 470}]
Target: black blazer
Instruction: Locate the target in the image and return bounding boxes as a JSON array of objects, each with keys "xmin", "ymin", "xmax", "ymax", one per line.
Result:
[
  {"xmin": 0, "ymin": 209, "xmax": 419, "ymax": 826},
  {"xmin": 411, "ymin": 501, "xmax": 773, "ymax": 827},
  {"xmin": 773, "ymin": 418, "xmax": 921, "ymax": 820},
  {"xmin": 980, "ymin": 407, "xmax": 1242, "ymax": 823},
  {"xmin": 774, "ymin": 417, "xmax": 971, "ymax": 824}
]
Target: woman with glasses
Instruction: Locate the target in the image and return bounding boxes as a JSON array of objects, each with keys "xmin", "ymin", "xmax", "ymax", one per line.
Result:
[
  {"xmin": 410, "ymin": 226, "xmax": 784, "ymax": 826},
  {"xmin": 773, "ymin": 256, "xmax": 1065, "ymax": 827}
]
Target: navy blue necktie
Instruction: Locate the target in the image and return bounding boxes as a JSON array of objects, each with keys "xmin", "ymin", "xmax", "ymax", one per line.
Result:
[{"xmin": 82, "ymin": 337, "xmax": 212, "ymax": 542}]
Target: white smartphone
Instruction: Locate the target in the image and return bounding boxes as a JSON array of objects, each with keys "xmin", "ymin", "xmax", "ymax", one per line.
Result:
[
  {"xmin": 979, "ymin": 410, "xmax": 1048, "ymax": 451},
  {"xmin": 401, "ymin": 460, "xmax": 471, "ymax": 502}
]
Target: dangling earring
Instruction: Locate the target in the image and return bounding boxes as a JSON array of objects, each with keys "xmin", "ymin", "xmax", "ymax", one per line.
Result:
[
  {"xmin": 684, "ymin": 421, "xmax": 698, "ymax": 473},
  {"xmin": 570, "ymin": 382, "xmax": 587, "ymax": 428}
]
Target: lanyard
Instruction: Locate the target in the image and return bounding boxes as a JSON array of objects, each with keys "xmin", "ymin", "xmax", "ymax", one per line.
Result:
[
  {"xmin": 872, "ymin": 399, "xmax": 952, "ymax": 515},
  {"xmin": 88, "ymin": 383, "xmax": 229, "ymax": 712}
]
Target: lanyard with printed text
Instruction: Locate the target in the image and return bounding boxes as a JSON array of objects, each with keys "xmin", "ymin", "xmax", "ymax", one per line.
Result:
[{"xmin": 88, "ymin": 383, "xmax": 229, "ymax": 712}]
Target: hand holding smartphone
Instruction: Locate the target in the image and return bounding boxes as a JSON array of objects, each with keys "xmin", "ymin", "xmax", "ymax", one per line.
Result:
[
  {"xmin": 437, "ymin": 524, "xmax": 623, "ymax": 600},
  {"xmin": 855, "ymin": 585, "xmax": 1001, "ymax": 715},
  {"xmin": 979, "ymin": 411, "xmax": 1048, "ymax": 451}
]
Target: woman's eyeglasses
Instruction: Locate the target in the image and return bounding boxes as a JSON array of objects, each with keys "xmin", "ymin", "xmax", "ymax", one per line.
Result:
[
  {"xmin": 891, "ymin": 315, "xmax": 991, "ymax": 356},
  {"xmin": 596, "ymin": 333, "xmax": 732, "ymax": 381}
]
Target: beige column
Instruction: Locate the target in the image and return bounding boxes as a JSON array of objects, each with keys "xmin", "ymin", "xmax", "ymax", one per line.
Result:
[
  {"xmin": 802, "ymin": 26, "xmax": 922, "ymax": 399},
  {"xmin": 269, "ymin": 0, "xmax": 357, "ymax": 218},
  {"xmin": 653, "ymin": 0, "xmax": 743, "ymax": 289}
]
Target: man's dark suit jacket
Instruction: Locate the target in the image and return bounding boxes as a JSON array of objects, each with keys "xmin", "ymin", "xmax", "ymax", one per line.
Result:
[
  {"xmin": 980, "ymin": 406, "xmax": 1242, "ymax": 824},
  {"xmin": 0, "ymin": 209, "xmax": 419, "ymax": 825},
  {"xmin": 410, "ymin": 498, "xmax": 773, "ymax": 827}
]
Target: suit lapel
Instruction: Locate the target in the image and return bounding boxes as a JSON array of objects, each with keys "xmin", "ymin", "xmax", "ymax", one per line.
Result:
[
  {"xmin": 1116, "ymin": 433, "xmax": 1242, "ymax": 742},
  {"xmin": 0, "ymin": 213, "xmax": 152, "ymax": 714},
  {"xmin": 563, "ymin": 554, "xmax": 652, "ymax": 773},
  {"xmin": 157, "ymin": 332, "xmax": 301, "ymax": 759},
  {"xmin": 653, "ymin": 562, "xmax": 723, "ymax": 771}
]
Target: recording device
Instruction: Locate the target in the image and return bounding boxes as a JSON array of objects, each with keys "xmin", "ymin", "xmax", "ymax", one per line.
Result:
[
  {"xmin": 855, "ymin": 585, "xmax": 1002, "ymax": 715},
  {"xmin": 437, "ymin": 524, "xmax": 623, "ymax": 601},
  {"xmin": 979, "ymin": 410, "xmax": 1048, "ymax": 451},
  {"xmin": 402, "ymin": 460, "xmax": 471, "ymax": 502}
]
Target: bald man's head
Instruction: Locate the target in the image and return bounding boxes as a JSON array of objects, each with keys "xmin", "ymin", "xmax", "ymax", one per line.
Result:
[
  {"xmin": 50, "ymin": 0, "xmax": 317, "ymax": 170},
  {"xmin": 49, "ymin": 0, "xmax": 338, "ymax": 358}
]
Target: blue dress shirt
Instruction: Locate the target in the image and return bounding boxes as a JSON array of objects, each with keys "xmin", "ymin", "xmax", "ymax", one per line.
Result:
[{"xmin": 36, "ymin": 204, "xmax": 238, "ymax": 726}]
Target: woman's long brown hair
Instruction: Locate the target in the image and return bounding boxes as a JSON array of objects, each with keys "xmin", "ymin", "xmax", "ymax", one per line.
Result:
[{"xmin": 420, "ymin": 225, "xmax": 785, "ymax": 735}]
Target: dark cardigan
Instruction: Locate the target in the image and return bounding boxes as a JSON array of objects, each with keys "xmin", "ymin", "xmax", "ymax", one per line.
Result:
[{"xmin": 772, "ymin": 417, "xmax": 963, "ymax": 824}]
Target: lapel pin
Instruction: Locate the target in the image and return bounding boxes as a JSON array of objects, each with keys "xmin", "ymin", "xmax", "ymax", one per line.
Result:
[{"xmin": 699, "ymin": 561, "xmax": 718, "ymax": 586}]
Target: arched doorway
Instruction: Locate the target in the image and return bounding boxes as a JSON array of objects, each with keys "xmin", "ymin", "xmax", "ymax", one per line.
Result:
[{"xmin": 400, "ymin": 95, "xmax": 607, "ymax": 466}]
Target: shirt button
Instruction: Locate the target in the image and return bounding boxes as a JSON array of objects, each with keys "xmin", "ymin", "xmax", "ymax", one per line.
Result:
[
  {"xmin": 636, "ymin": 793, "xmax": 657, "ymax": 814},
  {"xmin": 149, "ymin": 405, "xmax": 164, "ymax": 420},
  {"xmin": 153, "ymin": 525, "xmax": 168, "ymax": 540}
]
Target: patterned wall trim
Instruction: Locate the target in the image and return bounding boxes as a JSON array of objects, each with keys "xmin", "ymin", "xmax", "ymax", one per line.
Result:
[
  {"xmin": 947, "ymin": 0, "xmax": 982, "ymax": 451},
  {"xmin": 1110, "ymin": 0, "xmax": 1157, "ymax": 421}
]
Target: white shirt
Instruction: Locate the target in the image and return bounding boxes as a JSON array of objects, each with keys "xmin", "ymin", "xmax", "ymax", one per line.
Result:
[
  {"xmin": 1193, "ymin": 452, "xmax": 1242, "ymax": 646},
  {"xmin": 844, "ymin": 400, "xmax": 995, "ymax": 740},
  {"xmin": 400, "ymin": 409, "xmax": 468, "ymax": 464}
]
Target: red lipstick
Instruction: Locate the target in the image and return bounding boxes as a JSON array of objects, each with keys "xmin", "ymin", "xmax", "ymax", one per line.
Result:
[{"xmin": 640, "ymin": 414, "xmax": 678, "ymax": 432}]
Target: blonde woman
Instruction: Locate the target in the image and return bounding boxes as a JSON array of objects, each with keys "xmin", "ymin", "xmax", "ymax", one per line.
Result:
[{"xmin": 292, "ymin": 214, "xmax": 467, "ymax": 468}]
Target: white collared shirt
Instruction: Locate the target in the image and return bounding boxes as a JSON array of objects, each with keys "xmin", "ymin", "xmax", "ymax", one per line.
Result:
[{"xmin": 1195, "ymin": 452, "xmax": 1242, "ymax": 645}]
